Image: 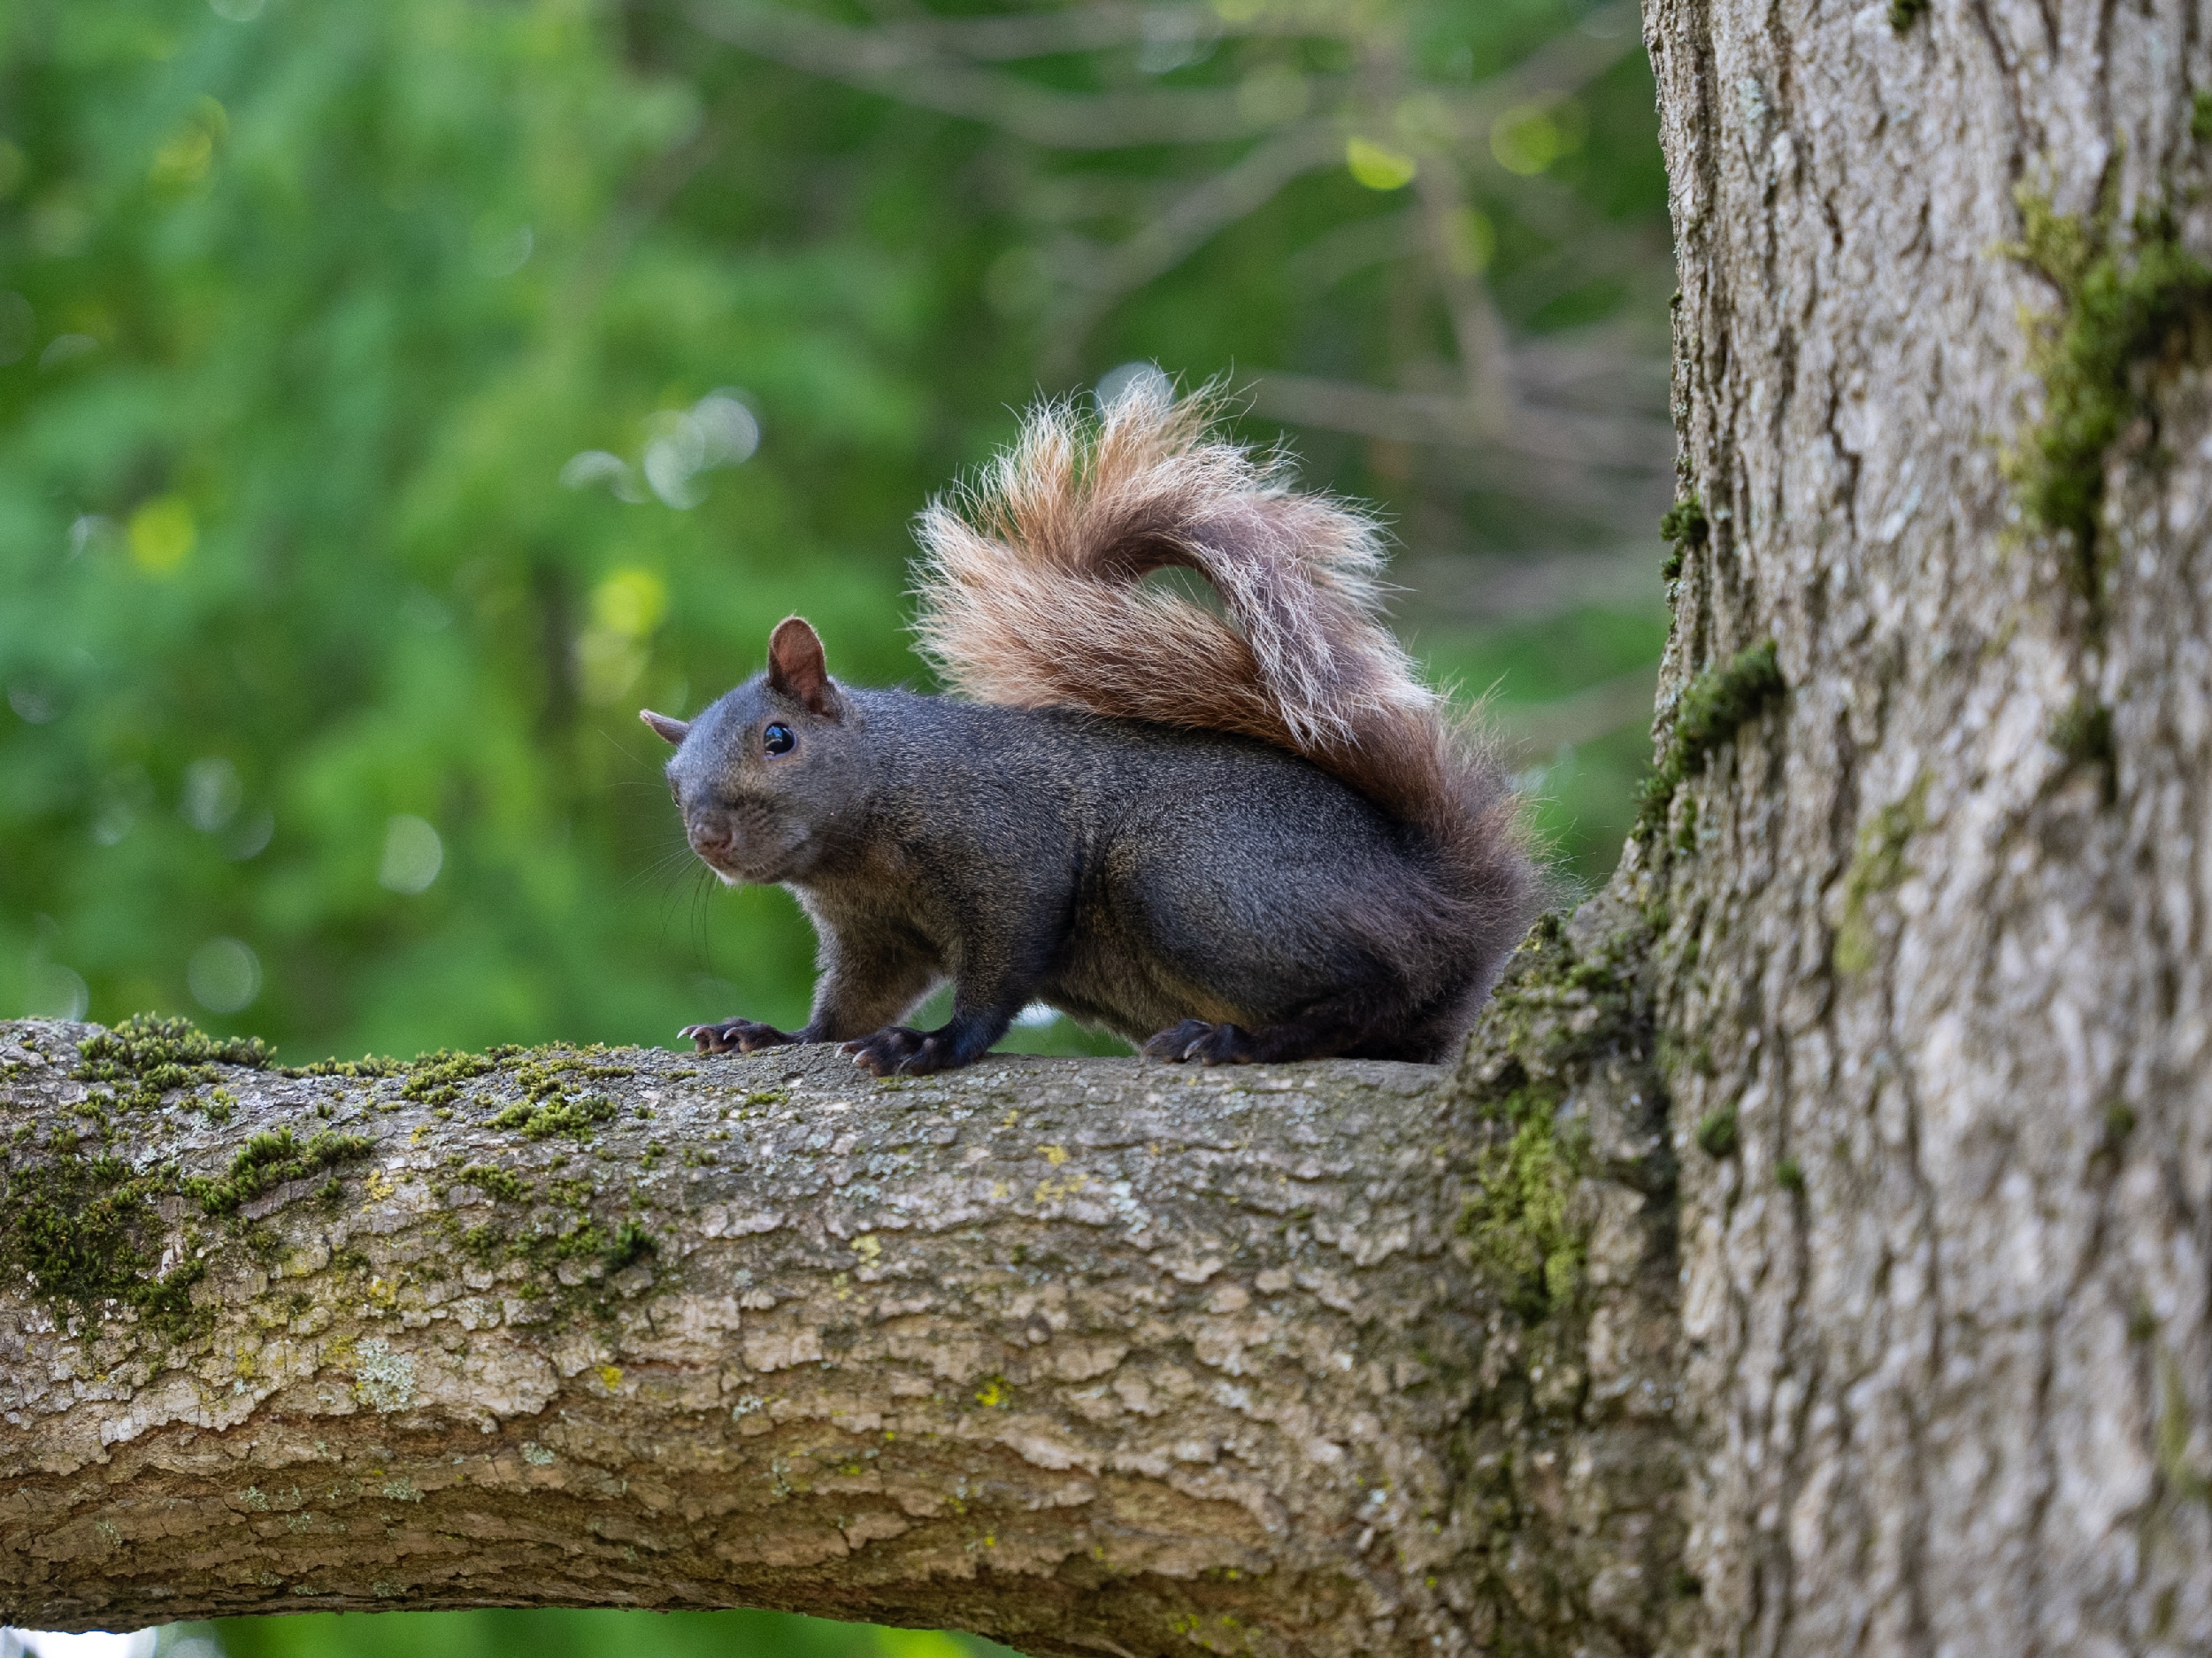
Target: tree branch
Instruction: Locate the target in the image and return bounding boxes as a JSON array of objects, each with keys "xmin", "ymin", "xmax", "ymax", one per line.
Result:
[
  {"xmin": 803, "ymin": 2, "xmax": 1358, "ymax": 63},
  {"xmin": 682, "ymin": 0, "xmax": 1646, "ymax": 153},
  {"xmin": 1245, "ymin": 371, "xmax": 1675, "ymax": 478},
  {"xmin": 0, "ymin": 923, "xmax": 1685, "ymax": 1656},
  {"xmin": 686, "ymin": 0, "xmax": 1315, "ymax": 148},
  {"xmin": 1037, "ymin": 120, "xmax": 1345, "ymax": 374}
]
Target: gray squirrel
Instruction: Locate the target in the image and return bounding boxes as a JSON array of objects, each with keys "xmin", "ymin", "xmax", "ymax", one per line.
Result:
[{"xmin": 641, "ymin": 384, "xmax": 1536, "ymax": 1075}]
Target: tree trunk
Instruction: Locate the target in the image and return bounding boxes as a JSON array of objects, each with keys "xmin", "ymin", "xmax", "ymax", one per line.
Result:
[{"xmin": 1640, "ymin": 0, "xmax": 2212, "ymax": 1645}]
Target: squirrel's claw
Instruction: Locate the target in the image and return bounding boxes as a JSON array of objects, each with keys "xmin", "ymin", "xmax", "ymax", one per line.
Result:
[
  {"xmin": 1141, "ymin": 1020, "xmax": 1209, "ymax": 1061},
  {"xmin": 843, "ymin": 1026, "xmax": 930, "ymax": 1076},
  {"xmin": 684, "ymin": 1018, "xmax": 796, "ymax": 1055},
  {"xmin": 1142, "ymin": 1019, "xmax": 1255, "ymax": 1065}
]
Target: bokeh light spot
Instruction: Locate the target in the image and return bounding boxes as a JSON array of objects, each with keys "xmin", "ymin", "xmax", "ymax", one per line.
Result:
[
  {"xmin": 8, "ymin": 1630, "xmax": 157, "ymax": 1658},
  {"xmin": 692, "ymin": 393, "xmax": 760, "ymax": 467},
  {"xmin": 559, "ymin": 450, "xmax": 629, "ymax": 491},
  {"xmin": 471, "ymin": 219, "xmax": 534, "ymax": 278},
  {"xmin": 8, "ymin": 681, "xmax": 58, "ymax": 724},
  {"xmin": 1095, "ymin": 361, "xmax": 1172, "ymax": 410},
  {"xmin": 23, "ymin": 961, "xmax": 89, "ymax": 1020},
  {"xmin": 182, "ymin": 756, "xmax": 242, "ymax": 833},
  {"xmin": 150, "ymin": 127, "xmax": 214, "ymax": 189},
  {"xmin": 1491, "ymin": 99, "xmax": 1586, "ymax": 176},
  {"xmin": 39, "ymin": 333, "xmax": 97, "ymax": 372},
  {"xmin": 127, "ymin": 497, "xmax": 196, "ymax": 575},
  {"xmin": 1346, "ymin": 136, "xmax": 1417, "ymax": 190},
  {"xmin": 188, "ymin": 936, "xmax": 262, "ymax": 1013},
  {"xmin": 592, "ymin": 569, "xmax": 667, "ymax": 639},
  {"xmin": 227, "ymin": 806, "xmax": 274, "ymax": 861},
  {"xmin": 378, "ymin": 815, "xmax": 444, "ymax": 894}
]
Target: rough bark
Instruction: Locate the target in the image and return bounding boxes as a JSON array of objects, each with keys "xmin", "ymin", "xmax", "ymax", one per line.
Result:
[
  {"xmin": 1639, "ymin": 0, "xmax": 2212, "ymax": 1646},
  {"xmin": 0, "ymin": 976, "xmax": 1680, "ymax": 1658}
]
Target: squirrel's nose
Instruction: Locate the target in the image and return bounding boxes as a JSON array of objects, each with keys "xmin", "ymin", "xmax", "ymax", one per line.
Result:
[{"xmin": 687, "ymin": 807, "xmax": 747, "ymax": 862}]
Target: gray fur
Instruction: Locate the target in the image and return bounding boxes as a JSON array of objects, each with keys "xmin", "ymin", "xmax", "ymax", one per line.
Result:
[{"xmin": 655, "ymin": 644, "xmax": 1527, "ymax": 1074}]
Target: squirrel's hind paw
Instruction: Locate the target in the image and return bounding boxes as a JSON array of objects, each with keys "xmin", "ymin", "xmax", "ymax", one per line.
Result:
[
  {"xmin": 683, "ymin": 1018, "xmax": 798, "ymax": 1055},
  {"xmin": 1142, "ymin": 1020, "xmax": 1255, "ymax": 1065}
]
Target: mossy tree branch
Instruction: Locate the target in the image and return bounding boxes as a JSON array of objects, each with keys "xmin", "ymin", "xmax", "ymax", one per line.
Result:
[{"xmin": 0, "ymin": 925, "xmax": 1683, "ymax": 1658}]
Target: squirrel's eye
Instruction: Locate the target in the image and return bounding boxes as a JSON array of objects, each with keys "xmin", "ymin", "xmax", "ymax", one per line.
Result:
[{"xmin": 762, "ymin": 723, "xmax": 796, "ymax": 756}]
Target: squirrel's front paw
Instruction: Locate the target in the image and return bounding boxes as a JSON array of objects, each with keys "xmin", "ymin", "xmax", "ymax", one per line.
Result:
[
  {"xmin": 1142, "ymin": 1019, "xmax": 1255, "ymax": 1064},
  {"xmin": 683, "ymin": 1018, "xmax": 798, "ymax": 1055},
  {"xmin": 842, "ymin": 1027, "xmax": 966, "ymax": 1077}
]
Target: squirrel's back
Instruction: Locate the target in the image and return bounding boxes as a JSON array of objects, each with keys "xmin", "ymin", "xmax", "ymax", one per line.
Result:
[{"xmin": 912, "ymin": 381, "xmax": 1538, "ymax": 977}]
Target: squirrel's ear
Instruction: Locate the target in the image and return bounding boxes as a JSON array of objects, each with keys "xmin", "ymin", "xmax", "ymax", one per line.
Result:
[
  {"xmin": 639, "ymin": 710, "xmax": 690, "ymax": 746},
  {"xmin": 766, "ymin": 616, "xmax": 843, "ymax": 718}
]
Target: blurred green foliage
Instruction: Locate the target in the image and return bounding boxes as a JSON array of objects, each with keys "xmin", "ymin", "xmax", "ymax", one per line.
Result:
[
  {"xmin": 2, "ymin": 0, "xmax": 1671, "ymax": 1650},
  {"xmin": 1, "ymin": 0, "xmax": 1671, "ymax": 1064},
  {"xmin": 212, "ymin": 1609, "xmax": 1010, "ymax": 1658}
]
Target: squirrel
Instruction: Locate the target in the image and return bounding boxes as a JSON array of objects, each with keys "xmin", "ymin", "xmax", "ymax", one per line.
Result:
[{"xmin": 641, "ymin": 383, "xmax": 1537, "ymax": 1075}]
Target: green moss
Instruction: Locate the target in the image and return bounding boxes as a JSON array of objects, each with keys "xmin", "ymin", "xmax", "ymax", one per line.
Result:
[
  {"xmin": 1888, "ymin": 0, "xmax": 1927, "ymax": 31},
  {"xmin": 2048, "ymin": 694, "xmax": 2117, "ymax": 801},
  {"xmin": 0, "ymin": 1140, "xmax": 207, "ymax": 1339},
  {"xmin": 1833, "ymin": 774, "xmax": 1929, "ymax": 973},
  {"xmin": 1, "ymin": 1054, "xmax": 387, "ymax": 1341},
  {"xmin": 603, "ymin": 1219, "xmax": 656, "ymax": 1271},
  {"xmin": 184, "ymin": 1127, "xmax": 378, "ymax": 1217},
  {"xmin": 2193, "ymin": 90, "xmax": 2212, "ymax": 144},
  {"xmin": 1475, "ymin": 913, "xmax": 1646, "ymax": 1084},
  {"xmin": 2008, "ymin": 185, "xmax": 2212, "ymax": 611},
  {"xmin": 1672, "ymin": 794, "xmax": 1699, "ymax": 856},
  {"xmin": 285, "ymin": 1055, "xmax": 407, "ymax": 1080},
  {"xmin": 1458, "ymin": 1085, "xmax": 1590, "ymax": 1321},
  {"xmin": 456, "ymin": 1162, "xmax": 532, "ymax": 1202},
  {"xmin": 75, "ymin": 1014, "xmax": 273, "ymax": 1113},
  {"xmin": 1776, "ymin": 1155, "xmax": 1804, "ymax": 1193},
  {"xmin": 1658, "ymin": 496, "xmax": 1709, "ymax": 582},
  {"xmin": 2157, "ymin": 1349, "xmax": 2212, "ymax": 1504},
  {"xmin": 488, "ymin": 1093, "xmax": 618, "ymax": 1139},
  {"xmin": 479, "ymin": 1055, "xmax": 634, "ymax": 1138},
  {"xmin": 2128, "ymin": 1295, "xmax": 2159, "ymax": 1342},
  {"xmin": 399, "ymin": 1047, "xmax": 521, "ymax": 1107},
  {"xmin": 1635, "ymin": 640, "xmax": 1785, "ymax": 835},
  {"xmin": 442, "ymin": 1186, "xmax": 658, "ymax": 1316},
  {"xmin": 1563, "ymin": 958, "xmax": 1618, "ymax": 993},
  {"xmin": 1694, "ymin": 1103, "xmax": 1739, "ymax": 1158}
]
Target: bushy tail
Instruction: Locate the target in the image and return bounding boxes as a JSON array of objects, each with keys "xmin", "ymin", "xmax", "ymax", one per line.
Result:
[{"xmin": 913, "ymin": 380, "xmax": 1532, "ymax": 922}]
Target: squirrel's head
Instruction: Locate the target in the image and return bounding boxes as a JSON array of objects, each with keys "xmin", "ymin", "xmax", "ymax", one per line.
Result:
[{"xmin": 643, "ymin": 616, "xmax": 870, "ymax": 886}]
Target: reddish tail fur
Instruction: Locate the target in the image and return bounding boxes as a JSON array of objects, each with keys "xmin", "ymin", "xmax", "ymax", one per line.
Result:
[{"xmin": 913, "ymin": 380, "xmax": 1532, "ymax": 932}]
